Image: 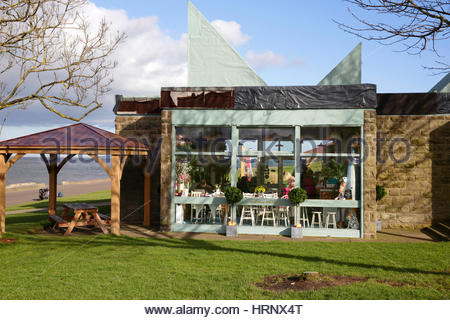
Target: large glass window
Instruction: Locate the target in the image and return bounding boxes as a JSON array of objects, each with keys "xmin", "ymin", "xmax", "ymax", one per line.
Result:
[
  {"xmin": 175, "ymin": 154, "xmax": 231, "ymax": 196},
  {"xmin": 300, "ymin": 156, "xmax": 360, "ymax": 200},
  {"xmin": 237, "ymin": 127, "xmax": 295, "ymax": 196},
  {"xmin": 236, "ymin": 156, "xmax": 295, "ymax": 195},
  {"xmin": 173, "ymin": 123, "xmax": 362, "ymax": 232}
]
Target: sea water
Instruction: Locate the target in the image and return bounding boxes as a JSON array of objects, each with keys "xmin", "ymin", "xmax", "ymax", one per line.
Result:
[{"xmin": 6, "ymin": 155, "xmax": 109, "ymax": 186}]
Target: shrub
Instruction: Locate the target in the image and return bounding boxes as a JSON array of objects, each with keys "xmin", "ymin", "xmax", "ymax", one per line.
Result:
[
  {"xmin": 376, "ymin": 185, "xmax": 386, "ymax": 201},
  {"xmin": 225, "ymin": 187, "xmax": 243, "ymax": 204},
  {"xmin": 288, "ymin": 187, "xmax": 307, "ymax": 205}
]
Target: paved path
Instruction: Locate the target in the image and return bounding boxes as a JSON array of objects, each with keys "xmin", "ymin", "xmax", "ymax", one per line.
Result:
[
  {"xmin": 6, "ymin": 202, "xmax": 111, "ymax": 215},
  {"xmin": 6, "ymin": 179, "xmax": 109, "ymax": 207},
  {"xmin": 119, "ymin": 225, "xmax": 435, "ymax": 242}
]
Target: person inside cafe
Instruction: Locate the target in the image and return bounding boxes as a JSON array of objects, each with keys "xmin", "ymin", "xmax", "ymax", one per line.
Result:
[{"xmin": 193, "ymin": 178, "xmax": 214, "ymax": 194}]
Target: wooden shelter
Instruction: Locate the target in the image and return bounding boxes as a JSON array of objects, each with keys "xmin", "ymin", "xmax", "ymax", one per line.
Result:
[{"xmin": 0, "ymin": 123, "xmax": 150, "ymax": 236}]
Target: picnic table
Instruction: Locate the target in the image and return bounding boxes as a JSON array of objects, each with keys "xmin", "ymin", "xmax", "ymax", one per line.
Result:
[{"xmin": 48, "ymin": 203, "xmax": 110, "ymax": 236}]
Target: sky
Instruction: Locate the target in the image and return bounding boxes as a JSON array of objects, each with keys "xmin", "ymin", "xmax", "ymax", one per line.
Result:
[{"xmin": 1, "ymin": 0, "xmax": 448, "ymax": 140}]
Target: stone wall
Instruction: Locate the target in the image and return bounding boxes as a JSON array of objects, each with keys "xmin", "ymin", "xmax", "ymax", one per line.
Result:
[
  {"xmin": 376, "ymin": 115, "xmax": 450, "ymax": 229},
  {"xmin": 160, "ymin": 110, "xmax": 172, "ymax": 230},
  {"xmin": 364, "ymin": 110, "xmax": 378, "ymax": 238},
  {"xmin": 115, "ymin": 115, "xmax": 162, "ymax": 226}
]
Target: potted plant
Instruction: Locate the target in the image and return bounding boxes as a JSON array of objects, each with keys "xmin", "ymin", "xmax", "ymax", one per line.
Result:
[
  {"xmin": 224, "ymin": 186, "xmax": 243, "ymax": 236},
  {"xmin": 288, "ymin": 187, "xmax": 308, "ymax": 238}
]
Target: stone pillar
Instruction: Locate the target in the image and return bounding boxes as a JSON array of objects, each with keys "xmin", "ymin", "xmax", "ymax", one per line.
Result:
[
  {"xmin": 364, "ymin": 110, "xmax": 377, "ymax": 239},
  {"xmin": 115, "ymin": 115, "xmax": 161, "ymax": 226},
  {"xmin": 160, "ymin": 110, "xmax": 172, "ymax": 231}
]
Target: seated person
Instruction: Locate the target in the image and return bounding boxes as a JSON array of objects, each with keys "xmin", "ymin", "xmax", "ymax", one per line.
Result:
[
  {"xmin": 193, "ymin": 179, "xmax": 214, "ymax": 194},
  {"xmin": 282, "ymin": 177, "xmax": 296, "ymax": 196}
]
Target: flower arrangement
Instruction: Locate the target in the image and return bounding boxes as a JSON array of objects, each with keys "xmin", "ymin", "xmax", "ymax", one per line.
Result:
[
  {"xmin": 254, "ymin": 185, "xmax": 266, "ymax": 193},
  {"xmin": 294, "ymin": 223, "xmax": 302, "ymax": 228}
]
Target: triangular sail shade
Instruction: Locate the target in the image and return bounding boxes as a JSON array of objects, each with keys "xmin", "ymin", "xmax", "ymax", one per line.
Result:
[
  {"xmin": 318, "ymin": 43, "xmax": 362, "ymax": 85},
  {"xmin": 429, "ymin": 72, "xmax": 450, "ymax": 93},
  {"xmin": 188, "ymin": 1, "xmax": 266, "ymax": 87}
]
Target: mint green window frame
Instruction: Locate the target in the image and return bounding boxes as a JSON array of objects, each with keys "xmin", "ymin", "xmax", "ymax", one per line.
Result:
[{"xmin": 171, "ymin": 109, "xmax": 365, "ymax": 238}]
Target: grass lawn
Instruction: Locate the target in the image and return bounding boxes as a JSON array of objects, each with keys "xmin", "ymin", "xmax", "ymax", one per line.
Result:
[{"xmin": 1, "ymin": 192, "xmax": 449, "ymax": 299}]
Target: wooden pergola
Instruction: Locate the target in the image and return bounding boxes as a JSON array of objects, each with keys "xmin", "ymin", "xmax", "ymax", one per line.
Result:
[{"xmin": 0, "ymin": 123, "xmax": 150, "ymax": 236}]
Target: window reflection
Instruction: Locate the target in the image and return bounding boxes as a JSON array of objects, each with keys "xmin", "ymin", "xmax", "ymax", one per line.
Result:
[
  {"xmin": 239, "ymin": 127, "xmax": 294, "ymax": 153},
  {"xmin": 176, "ymin": 127, "xmax": 231, "ymax": 152},
  {"xmin": 301, "ymin": 127, "xmax": 360, "ymax": 154}
]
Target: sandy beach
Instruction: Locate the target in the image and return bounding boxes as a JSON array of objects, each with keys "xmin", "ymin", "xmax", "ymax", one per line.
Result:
[{"xmin": 6, "ymin": 179, "xmax": 110, "ymax": 207}]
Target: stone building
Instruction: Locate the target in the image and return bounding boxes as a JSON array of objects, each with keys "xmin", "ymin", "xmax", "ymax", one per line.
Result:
[{"xmin": 113, "ymin": 86, "xmax": 450, "ymax": 239}]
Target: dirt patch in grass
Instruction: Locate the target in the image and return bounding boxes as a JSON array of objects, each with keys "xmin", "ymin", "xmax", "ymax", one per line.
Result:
[
  {"xmin": 255, "ymin": 273, "xmax": 367, "ymax": 292},
  {"xmin": 0, "ymin": 238, "xmax": 17, "ymax": 244},
  {"xmin": 255, "ymin": 273, "xmax": 414, "ymax": 292}
]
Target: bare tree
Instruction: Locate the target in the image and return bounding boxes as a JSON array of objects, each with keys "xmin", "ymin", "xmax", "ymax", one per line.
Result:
[
  {"xmin": 0, "ymin": 0, "xmax": 124, "ymax": 121},
  {"xmin": 336, "ymin": 0, "xmax": 450, "ymax": 72}
]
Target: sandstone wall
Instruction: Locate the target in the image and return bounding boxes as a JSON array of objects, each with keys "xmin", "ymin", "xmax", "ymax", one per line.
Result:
[
  {"xmin": 160, "ymin": 110, "xmax": 172, "ymax": 230},
  {"xmin": 115, "ymin": 115, "xmax": 162, "ymax": 226},
  {"xmin": 364, "ymin": 110, "xmax": 378, "ymax": 238},
  {"xmin": 376, "ymin": 115, "xmax": 450, "ymax": 229}
]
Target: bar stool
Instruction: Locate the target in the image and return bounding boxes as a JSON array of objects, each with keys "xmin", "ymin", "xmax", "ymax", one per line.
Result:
[
  {"xmin": 300, "ymin": 206, "xmax": 310, "ymax": 228},
  {"xmin": 325, "ymin": 211, "xmax": 337, "ymax": 228},
  {"xmin": 311, "ymin": 211, "xmax": 322, "ymax": 228}
]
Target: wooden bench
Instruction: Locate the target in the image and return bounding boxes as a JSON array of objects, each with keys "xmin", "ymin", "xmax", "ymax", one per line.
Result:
[
  {"xmin": 48, "ymin": 214, "xmax": 65, "ymax": 224},
  {"xmin": 48, "ymin": 214, "xmax": 70, "ymax": 230},
  {"xmin": 98, "ymin": 213, "xmax": 111, "ymax": 223}
]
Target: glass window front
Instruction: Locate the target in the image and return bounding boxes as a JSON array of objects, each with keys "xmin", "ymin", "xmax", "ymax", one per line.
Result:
[{"xmin": 173, "ymin": 123, "xmax": 362, "ymax": 233}]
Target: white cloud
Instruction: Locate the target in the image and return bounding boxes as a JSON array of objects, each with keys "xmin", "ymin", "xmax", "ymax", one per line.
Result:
[
  {"xmin": 246, "ymin": 50, "xmax": 305, "ymax": 70},
  {"xmin": 86, "ymin": 3, "xmax": 187, "ymax": 97},
  {"xmin": 211, "ymin": 19, "xmax": 250, "ymax": 46}
]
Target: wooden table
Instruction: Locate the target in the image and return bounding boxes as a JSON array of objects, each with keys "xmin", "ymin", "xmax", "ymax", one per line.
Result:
[{"xmin": 49, "ymin": 203, "xmax": 110, "ymax": 236}]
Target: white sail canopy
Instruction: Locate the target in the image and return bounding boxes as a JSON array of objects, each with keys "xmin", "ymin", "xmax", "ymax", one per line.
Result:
[{"xmin": 188, "ymin": 1, "xmax": 266, "ymax": 87}]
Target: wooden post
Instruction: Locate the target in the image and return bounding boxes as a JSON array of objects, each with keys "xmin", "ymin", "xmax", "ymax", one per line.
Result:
[
  {"xmin": 0, "ymin": 154, "xmax": 6, "ymax": 235},
  {"xmin": 110, "ymin": 155, "xmax": 121, "ymax": 235},
  {"xmin": 143, "ymin": 172, "xmax": 151, "ymax": 227},
  {"xmin": 48, "ymin": 154, "xmax": 58, "ymax": 215}
]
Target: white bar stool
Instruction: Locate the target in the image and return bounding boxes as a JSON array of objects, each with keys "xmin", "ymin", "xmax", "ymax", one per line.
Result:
[
  {"xmin": 325, "ymin": 211, "xmax": 337, "ymax": 229},
  {"xmin": 300, "ymin": 206, "xmax": 310, "ymax": 228},
  {"xmin": 311, "ymin": 211, "xmax": 322, "ymax": 228}
]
